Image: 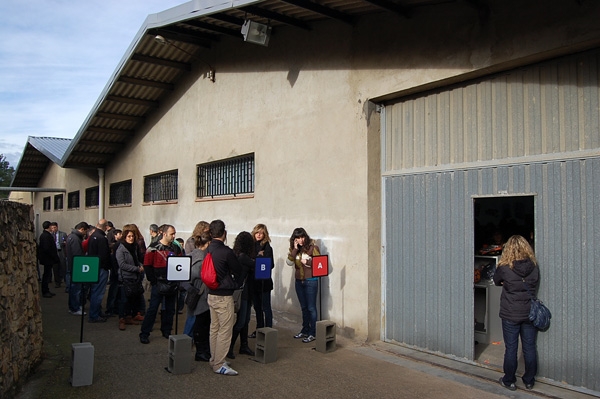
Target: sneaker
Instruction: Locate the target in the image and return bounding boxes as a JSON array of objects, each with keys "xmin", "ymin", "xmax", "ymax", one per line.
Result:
[
  {"xmin": 248, "ymin": 331, "xmax": 256, "ymax": 338},
  {"xmin": 214, "ymin": 364, "xmax": 238, "ymax": 376},
  {"xmin": 525, "ymin": 383, "xmax": 534, "ymax": 390},
  {"xmin": 302, "ymin": 335, "xmax": 316, "ymax": 343},
  {"xmin": 499, "ymin": 377, "xmax": 517, "ymax": 391},
  {"xmin": 69, "ymin": 309, "xmax": 86, "ymax": 316},
  {"xmin": 293, "ymin": 332, "xmax": 307, "ymax": 339},
  {"xmin": 139, "ymin": 335, "xmax": 150, "ymax": 344}
]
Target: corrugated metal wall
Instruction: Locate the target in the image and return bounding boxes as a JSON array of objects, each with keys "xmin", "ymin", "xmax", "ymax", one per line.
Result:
[
  {"xmin": 385, "ymin": 49, "xmax": 600, "ymax": 172},
  {"xmin": 382, "ymin": 48, "xmax": 600, "ymax": 391}
]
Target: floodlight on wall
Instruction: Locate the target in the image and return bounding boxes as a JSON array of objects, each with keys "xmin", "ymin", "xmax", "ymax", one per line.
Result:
[
  {"xmin": 241, "ymin": 20, "xmax": 271, "ymax": 47},
  {"xmin": 154, "ymin": 35, "xmax": 215, "ymax": 82}
]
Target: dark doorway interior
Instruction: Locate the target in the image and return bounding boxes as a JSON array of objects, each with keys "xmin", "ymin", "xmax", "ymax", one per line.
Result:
[{"xmin": 473, "ymin": 195, "xmax": 535, "ymax": 367}]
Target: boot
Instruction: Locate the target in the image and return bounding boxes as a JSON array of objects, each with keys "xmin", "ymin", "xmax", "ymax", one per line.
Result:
[
  {"xmin": 239, "ymin": 324, "xmax": 255, "ymax": 356},
  {"xmin": 125, "ymin": 316, "xmax": 139, "ymax": 325},
  {"xmin": 227, "ymin": 330, "xmax": 239, "ymax": 359},
  {"xmin": 119, "ymin": 318, "xmax": 126, "ymax": 331},
  {"xmin": 133, "ymin": 312, "xmax": 144, "ymax": 321}
]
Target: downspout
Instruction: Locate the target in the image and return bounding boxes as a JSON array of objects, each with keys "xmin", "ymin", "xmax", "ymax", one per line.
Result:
[{"xmin": 98, "ymin": 168, "xmax": 105, "ymax": 220}]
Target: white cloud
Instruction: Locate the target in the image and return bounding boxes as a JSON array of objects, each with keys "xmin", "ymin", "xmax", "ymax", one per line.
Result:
[{"xmin": 0, "ymin": 0, "xmax": 185, "ymax": 168}]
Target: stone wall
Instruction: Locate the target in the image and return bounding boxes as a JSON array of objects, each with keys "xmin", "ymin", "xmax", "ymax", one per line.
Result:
[{"xmin": 0, "ymin": 201, "xmax": 42, "ymax": 398}]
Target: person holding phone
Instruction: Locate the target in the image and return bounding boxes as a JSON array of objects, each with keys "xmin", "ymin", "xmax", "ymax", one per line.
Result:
[{"xmin": 286, "ymin": 227, "xmax": 320, "ymax": 343}]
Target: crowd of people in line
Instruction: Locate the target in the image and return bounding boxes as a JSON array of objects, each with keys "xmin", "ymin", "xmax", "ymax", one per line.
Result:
[{"xmin": 37, "ymin": 218, "xmax": 321, "ymax": 376}]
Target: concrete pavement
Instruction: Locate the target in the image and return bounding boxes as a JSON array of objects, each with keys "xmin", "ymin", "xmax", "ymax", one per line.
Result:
[{"xmin": 15, "ymin": 288, "xmax": 595, "ymax": 399}]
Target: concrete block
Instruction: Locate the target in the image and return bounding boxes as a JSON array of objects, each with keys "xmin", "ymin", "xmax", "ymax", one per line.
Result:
[
  {"xmin": 255, "ymin": 327, "xmax": 277, "ymax": 364},
  {"xmin": 167, "ymin": 334, "xmax": 193, "ymax": 374},
  {"xmin": 71, "ymin": 342, "xmax": 94, "ymax": 386},
  {"xmin": 316, "ymin": 320, "xmax": 336, "ymax": 353},
  {"xmin": 169, "ymin": 334, "xmax": 192, "ymax": 355}
]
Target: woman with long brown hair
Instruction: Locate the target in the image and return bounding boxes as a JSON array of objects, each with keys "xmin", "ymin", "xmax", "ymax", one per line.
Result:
[{"xmin": 493, "ymin": 235, "xmax": 540, "ymax": 391}]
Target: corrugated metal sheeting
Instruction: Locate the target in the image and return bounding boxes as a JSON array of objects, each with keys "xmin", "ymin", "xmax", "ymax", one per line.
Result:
[
  {"xmin": 384, "ymin": 49, "xmax": 600, "ymax": 172},
  {"xmin": 382, "ymin": 48, "xmax": 600, "ymax": 391}
]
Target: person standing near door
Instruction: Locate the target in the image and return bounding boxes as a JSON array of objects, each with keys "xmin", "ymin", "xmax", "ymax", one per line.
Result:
[{"xmin": 494, "ymin": 235, "xmax": 540, "ymax": 391}]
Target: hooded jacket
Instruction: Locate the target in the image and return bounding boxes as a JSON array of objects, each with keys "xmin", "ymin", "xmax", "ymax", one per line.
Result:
[{"xmin": 493, "ymin": 259, "xmax": 540, "ymax": 322}]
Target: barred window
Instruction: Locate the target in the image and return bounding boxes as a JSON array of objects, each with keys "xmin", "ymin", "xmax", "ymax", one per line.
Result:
[
  {"xmin": 197, "ymin": 154, "xmax": 254, "ymax": 198},
  {"xmin": 144, "ymin": 170, "xmax": 178, "ymax": 202},
  {"xmin": 68, "ymin": 191, "xmax": 80, "ymax": 210},
  {"xmin": 109, "ymin": 180, "xmax": 132, "ymax": 206},
  {"xmin": 54, "ymin": 194, "xmax": 63, "ymax": 211},
  {"xmin": 85, "ymin": 186, "xmax": 99, "ymax": 208},
  {"xmin": 43, "ymin": 196, "xmax": 51, "ymax": 211}
]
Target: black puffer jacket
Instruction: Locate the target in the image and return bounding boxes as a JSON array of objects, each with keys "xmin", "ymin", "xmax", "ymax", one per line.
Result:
[{"xmin": 493, "ymin": 259, "xmax": 539, "ymax": 322}]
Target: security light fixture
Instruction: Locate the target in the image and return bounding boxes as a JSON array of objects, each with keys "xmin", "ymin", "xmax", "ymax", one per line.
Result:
[
  {"xmin": 241, "ymin": 20, "xmax": 271, "ymax": 47},
  {"xmin": 154, "ymin": 35, "xmax": 215, "ymax": 82}
]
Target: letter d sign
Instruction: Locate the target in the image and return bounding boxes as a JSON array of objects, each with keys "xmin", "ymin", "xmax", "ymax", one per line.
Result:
[{"xmin": 71, "ymin": 256, "xmax": 100, "ymax": 283}]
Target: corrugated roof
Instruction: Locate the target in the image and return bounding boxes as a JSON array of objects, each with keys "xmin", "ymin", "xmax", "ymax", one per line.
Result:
[
  {"xmin": 12, "ymin": 0, "xmax": 473, "ymax": 184},
  {"xmin": 11, "ymin": 137, "xmax": 72, "ymax": 187}
]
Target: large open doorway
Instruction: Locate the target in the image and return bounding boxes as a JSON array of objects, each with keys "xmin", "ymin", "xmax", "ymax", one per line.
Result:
[{"xmin": 472, "ymin": 195, "xmax": 535, "ymax": 367}]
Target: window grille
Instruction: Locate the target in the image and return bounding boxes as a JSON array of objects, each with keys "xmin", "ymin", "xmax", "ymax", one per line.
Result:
[
  {"xmin": 144, "ymin": 170, "xmax": 178, "ymax": 202},
  {"xmin": 197, "ymin": 154, "xmax": 254, "ymax": 198},
  {"xmin": 67, "ymin": 191, "xmax": 80, "ymax": 210},
  {"xmin": 85, "ymin": 186, "xmax": 99, "ymax": 208},
  {"xmin": 43, "ymin": 196, "xmax": 51, "ymax": 211},
  {"xmin": 109, "ymin": 180, "xmax": 132, "ymax": 206},
  {"xmin": 54, "ymin": 194, "xmax": 63, "ymax": 210}
]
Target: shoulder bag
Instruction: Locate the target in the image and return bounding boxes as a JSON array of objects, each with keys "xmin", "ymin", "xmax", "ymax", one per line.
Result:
[{"xmin": 522, "ymin": 279, "xmax": 552, "ymax": 330}]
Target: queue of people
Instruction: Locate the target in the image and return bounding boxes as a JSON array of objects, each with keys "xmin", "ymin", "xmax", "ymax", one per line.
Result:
[{"xmin": 41, "ymin": 218, "xmax": 326, "ymax": 377}]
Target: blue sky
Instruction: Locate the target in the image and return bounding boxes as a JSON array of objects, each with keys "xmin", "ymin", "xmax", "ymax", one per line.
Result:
[{"xmin": 0, "ymin": 0, "xmax": 185, "ymax": 167}]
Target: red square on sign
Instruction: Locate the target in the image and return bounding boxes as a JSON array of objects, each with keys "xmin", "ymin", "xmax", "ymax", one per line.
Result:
[{"xmin": 312, "ymin": 255, "xmax": 329, "ymax": 277}]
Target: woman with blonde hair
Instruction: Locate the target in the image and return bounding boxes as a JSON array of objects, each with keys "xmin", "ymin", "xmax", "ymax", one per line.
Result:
[
  {"xmin": 493, "ymin": 235, "xmax": 540, "ymax": 391},
  {"xmin": 248, "ymin": 224, "xmax": 274, "ymax": 338}
]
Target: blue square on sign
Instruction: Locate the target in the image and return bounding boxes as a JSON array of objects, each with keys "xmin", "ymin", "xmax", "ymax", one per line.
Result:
[{"xmin": 255, "ymin": 257, "xmax": 272, "ymax": 280}]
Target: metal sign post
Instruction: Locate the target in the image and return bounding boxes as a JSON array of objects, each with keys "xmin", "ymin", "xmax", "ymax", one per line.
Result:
[
  {"xmin": 72, "ymin": 256, "xmax": 100, "ymax": 343},
  {"xmin": 311, "ymin": 255, "xmax": 329, "ymax": 321},
  {"xmin": 166, "ymin": 256, "xmax": 191, "ymax": 335}
]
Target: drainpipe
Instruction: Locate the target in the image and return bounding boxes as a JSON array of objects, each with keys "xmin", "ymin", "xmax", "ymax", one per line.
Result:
[{"xmin": 98, "ymin": 168, "xmax": 105, "ymax": 220}]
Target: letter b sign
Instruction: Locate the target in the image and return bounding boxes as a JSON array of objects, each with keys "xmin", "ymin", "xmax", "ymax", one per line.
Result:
[{"xmin": 255, "ymin": 257, "xmax": 272, "ymax": 280}]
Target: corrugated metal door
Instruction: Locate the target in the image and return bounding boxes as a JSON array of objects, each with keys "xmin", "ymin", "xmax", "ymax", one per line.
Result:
[{"xmin": 382, "ymin": 48, "xmax": 600, "ymax": 391}]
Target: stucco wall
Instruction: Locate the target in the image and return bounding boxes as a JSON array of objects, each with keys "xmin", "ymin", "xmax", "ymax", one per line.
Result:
[{"xmin": 32, "ymin": 0, "xmax": 600, "ymax": 341}]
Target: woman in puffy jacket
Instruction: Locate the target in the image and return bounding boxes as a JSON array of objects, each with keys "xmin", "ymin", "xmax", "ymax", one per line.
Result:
[
  {"xmin": 116, "ymin": 229, "xmax": 144, "ymax": 330},
  {"xmin": 493, "ymin": 235, "xmax": 540, "ymax": 391}
]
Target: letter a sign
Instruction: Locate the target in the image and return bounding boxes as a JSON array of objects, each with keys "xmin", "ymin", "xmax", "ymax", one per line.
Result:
[
  {"xmin": 71, "ymin": 255, "xmax": 100, "ymax": 283},
  {"xmin": 311, "ymin": 255, "xmax": 329, "ymax": 277}
]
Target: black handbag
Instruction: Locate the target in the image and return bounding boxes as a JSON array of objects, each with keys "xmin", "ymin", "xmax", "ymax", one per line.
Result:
[
  {"xmin": 185, "ymin": 285, "xmax": 201, "ymax": 309},
  {"xmin": 157, "ymin": 279, "xmax": 178, "ymax": 296},
  {"xmin": 523, "ymin": 279, "xmax": 551, "ymax": 330},
  {"xmin": 123, "ymin": 278, "xmax": 144, "ymax": 298}
]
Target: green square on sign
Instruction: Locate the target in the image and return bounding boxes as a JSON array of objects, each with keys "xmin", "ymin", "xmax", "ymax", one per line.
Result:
[{"xmin": 71, "ymin": 256, "xmax": 100, "ymax": 283}]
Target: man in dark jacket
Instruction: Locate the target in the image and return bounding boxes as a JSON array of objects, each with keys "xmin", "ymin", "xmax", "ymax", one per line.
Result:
[
  {"xmin": 67, "ymin": 222, "xmax": 89, "ymax": 315},
  {"xmin": 38, "ymin": 220, "xmax": 60, "ymax": 298},
  {"xmin": 207, "ymin": 219, "xmax": 242, "ymax": 376},
  {"xmin": 87, "ymin": 219, "xmax": 111, "ymax": 322}
]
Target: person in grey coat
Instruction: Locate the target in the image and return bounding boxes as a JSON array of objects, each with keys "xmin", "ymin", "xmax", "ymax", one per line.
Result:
[{"xmin": 116, "ymin": 228, "xmax": 144, "ymax": 330}]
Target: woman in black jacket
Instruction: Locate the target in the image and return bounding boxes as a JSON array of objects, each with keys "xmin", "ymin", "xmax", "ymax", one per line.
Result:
[{"xmin": 493, "ymin": 235, "xmax": 540, "ymax": 391}]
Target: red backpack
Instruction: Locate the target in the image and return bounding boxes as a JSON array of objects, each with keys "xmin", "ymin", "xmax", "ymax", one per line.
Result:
[{"xmin": 201, "ymin": 253, "xmax": 219, "ymax": 290}]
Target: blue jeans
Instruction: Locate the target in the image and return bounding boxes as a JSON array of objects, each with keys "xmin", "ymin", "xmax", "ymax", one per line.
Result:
[
  {"xmin": 68, "ymin": 282, "xmax": 82, "ymax": 312},
  {"xmin": 501, "ymin": 319, "xmax": 538, "ymax": 386},
  {"xmin": 140, "ymin": 285, "xmax": 176, "ymax": 338},
  {"xmin": 183, "ymin": 313, "xmax": 196, "ymax": 337},
  {"xmin": 89, "ymin": 268, "xmax": 109, "ymax": 321},
  {"xmin": 295, "ymin": 279, "xmax": 318, "ymax": 337}
]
